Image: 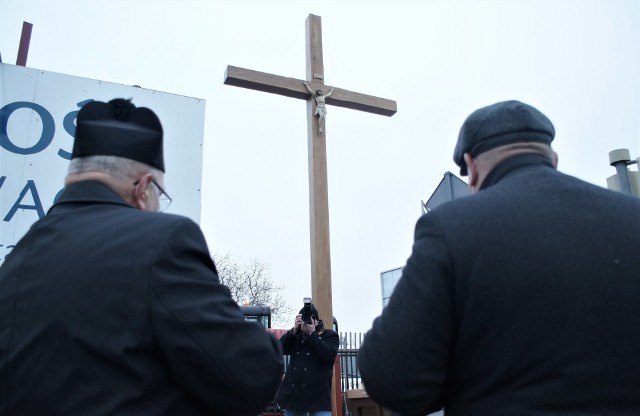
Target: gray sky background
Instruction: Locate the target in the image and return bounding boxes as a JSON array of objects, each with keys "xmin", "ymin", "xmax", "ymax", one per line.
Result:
[{"xmin": 2, "ymin": 0, "xmax": 639, "ymax": 333}]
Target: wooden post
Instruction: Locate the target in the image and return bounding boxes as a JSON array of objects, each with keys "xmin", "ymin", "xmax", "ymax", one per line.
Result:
[{"xmin": 305, "ymin": 14, "xmax": 334, "ymax": 340}]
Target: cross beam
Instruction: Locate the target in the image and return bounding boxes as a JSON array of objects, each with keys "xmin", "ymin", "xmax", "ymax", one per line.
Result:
[
  {"xmin": 224, "ymin": 15, "xmax": 396, "ymax": 358},
  {"xmin": 224, "ymin": 65, "xmax": 397, "ymax": 116}
]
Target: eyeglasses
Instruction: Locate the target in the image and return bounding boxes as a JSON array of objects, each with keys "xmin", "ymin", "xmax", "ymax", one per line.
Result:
[
  {"xmin": 150, "ymin": 178, "xmax": 172, "ymax": 211},
  {"xmin": 134, "ymin": 177, "xmax": 172, "ymax": 211}
]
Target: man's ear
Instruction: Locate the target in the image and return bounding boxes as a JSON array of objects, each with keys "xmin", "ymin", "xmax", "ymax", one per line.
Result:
[
  {"xmin": 133, "ymin": 173, "xmax": 153, "ymax": 210},
  {"xmin": 464, "ymin": 153, "xmax": 479, "ymax": 189}
]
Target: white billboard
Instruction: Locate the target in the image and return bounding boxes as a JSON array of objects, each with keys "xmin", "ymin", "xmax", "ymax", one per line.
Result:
[{"xmin": 0, "ymin": 63, "xmax": 205, "ymax": 264}]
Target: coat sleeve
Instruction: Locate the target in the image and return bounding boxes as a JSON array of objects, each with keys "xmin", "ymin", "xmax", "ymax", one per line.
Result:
[
  {"xmin": 280, "ymin": 329, "xmax": 298, "ymax": 354},
  {"xmin": 306, "ymin": 330, "xmax": 339, "ymax": 364},
  {"xmin": 359, "ymin": 213, "xmax": 453, "ymax": 416},
  {"xmin": 149, "ymin": 217, "xmax": 283, "ymax": 416}
]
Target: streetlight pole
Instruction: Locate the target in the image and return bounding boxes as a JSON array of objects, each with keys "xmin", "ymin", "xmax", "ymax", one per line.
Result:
[{"xmin": 609, "ymin": 148, "xmax": 638, "ymax": 195}]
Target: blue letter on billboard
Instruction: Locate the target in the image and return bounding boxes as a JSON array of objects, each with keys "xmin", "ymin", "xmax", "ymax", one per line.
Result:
[
  {"xmin": 4, "ymin": 180, "xmax": 46, "ymax": 221},
  {"xmin": 0, "ymin": 101, "xmax": 55, "ymax": 155}
]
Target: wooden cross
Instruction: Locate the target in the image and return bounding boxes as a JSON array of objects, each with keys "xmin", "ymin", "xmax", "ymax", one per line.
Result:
[{"xmin": 224, "ymin": 14, "xmax": 396, "ymax": 334}]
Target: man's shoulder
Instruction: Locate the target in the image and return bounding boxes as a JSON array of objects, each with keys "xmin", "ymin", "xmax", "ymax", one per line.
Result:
[
  {"xmin": 320, "ymin": 328, "xmax": 339, "ymax": 339},
  {"xmin": 148, "ymin": 212, "xmax": 204, "ymax": 238},
  {"xmin": 537, "ymin": 168, "xmax": 640, "ymax": 210},
  {"xmin": 147, "ymin": 211, "xmax": 198, "ymax": 226},
  {"xmin": 107, "ymin": 206, "xmax": 192, "ymax": 225},
  {"xmin": 104, "ymin": 209, "xmax": 204, "ymax": 245}
]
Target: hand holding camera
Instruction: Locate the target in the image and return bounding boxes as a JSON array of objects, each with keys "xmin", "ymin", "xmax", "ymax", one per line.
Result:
[
  {"xmin": 292, "ymin": 314, "xmax": 303, "ymax": 334},
  {"xmin": 298, "ymin": 297, "xmax": 316, "ymax": 335}
]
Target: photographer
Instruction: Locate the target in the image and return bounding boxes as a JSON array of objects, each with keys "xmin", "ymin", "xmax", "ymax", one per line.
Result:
[{"xmin": 276, "ymin": 300, "xmax": 339, "ymax": 416}]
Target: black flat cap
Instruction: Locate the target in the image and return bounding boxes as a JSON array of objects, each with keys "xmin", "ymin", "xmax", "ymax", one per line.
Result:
[
  {"xmin": 72, "ymin": 98, "xmax": 165, "ymax": 172},
  {"xmin": 454, "ymin": 100, "xmax": 555, "ymax": 175}
]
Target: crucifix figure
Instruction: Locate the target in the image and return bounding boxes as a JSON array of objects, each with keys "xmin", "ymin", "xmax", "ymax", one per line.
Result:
[
  {"xmin": 304, "ymin": 82, "xmax": 334, "ymax": 134},
  {"xmin": 224, "ymin": 14, "xmax": 396, "ymax": 361}
]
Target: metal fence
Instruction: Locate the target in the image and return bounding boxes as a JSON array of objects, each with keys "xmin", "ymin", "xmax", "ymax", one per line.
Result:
[
  {"xmin": 338, "ymin": 332, "xmax": 365, "ymax": 416},
  {"xmin": 336, "ymin": 332, "xmax": 364, "ymax": 416},
  {"xmin": 338, "ymin": 331, "xmax": 364, "ymax": 389}
]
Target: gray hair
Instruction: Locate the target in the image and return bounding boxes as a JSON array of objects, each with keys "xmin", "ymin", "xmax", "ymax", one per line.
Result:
[{"xmin": 67, "ymin": 155, "xmax": 162, "ymax": 181}]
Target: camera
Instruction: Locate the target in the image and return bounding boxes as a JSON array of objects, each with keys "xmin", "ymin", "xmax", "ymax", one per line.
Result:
[{"xmin": 301, "ymin": 297, "xmax": 313, "ymax": 324}]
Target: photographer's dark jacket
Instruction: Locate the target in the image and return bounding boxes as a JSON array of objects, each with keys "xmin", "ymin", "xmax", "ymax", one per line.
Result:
[
  {"xmin": 276, "ymin": 324, "xmax": 339, "ymax": 411},
  {"xmin": 0, "ymin": 180, "xmax": 283, "ymax": 416},
  {"xmin": 360, "ymin": 154, "xmax": 640, "ymax": 416}
]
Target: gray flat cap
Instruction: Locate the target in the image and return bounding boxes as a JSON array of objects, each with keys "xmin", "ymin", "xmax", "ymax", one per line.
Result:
[{"xmin": 453, "ymin": 100, "xmax": 555, "ymax": 175}]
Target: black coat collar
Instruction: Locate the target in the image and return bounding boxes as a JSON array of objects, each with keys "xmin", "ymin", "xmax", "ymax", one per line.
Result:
[
  {"xmin": 49, "ymin": 180, "xmax": 132, "ymax": 213},
  {"xmin": 480, "ymin": 153, "xmax": 555, "ymax": 191}
]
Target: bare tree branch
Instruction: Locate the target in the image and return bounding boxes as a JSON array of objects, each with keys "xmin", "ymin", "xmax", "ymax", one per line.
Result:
[{"xmin": 213, "ymin": 252, "xmax": 293, "ymax": 327}]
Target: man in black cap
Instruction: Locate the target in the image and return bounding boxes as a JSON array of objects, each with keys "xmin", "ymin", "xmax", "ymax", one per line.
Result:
[
  {"xmin": 359, "ymin": 100, "xmax": 640, "ymax": 415},
  {"xmin": 0, "ymin": 98, "xmax": 283, "ymax": 416},
  {"xmin": 276, "ymin": 300, "xmax": 339, "ymax": 416}
]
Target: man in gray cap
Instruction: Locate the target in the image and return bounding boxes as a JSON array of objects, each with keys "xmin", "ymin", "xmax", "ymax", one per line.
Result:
[
  {"xmin": 359, "ymin": 100, "xmax": 640, "ymax": 415},
  {"xmin": 0, "ymin": 98, "xmax": 283, "ymax": 415}
]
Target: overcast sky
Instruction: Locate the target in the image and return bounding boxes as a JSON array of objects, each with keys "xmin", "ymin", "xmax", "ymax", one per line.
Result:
[{"xmin": 1, "ymin": 0, "xmax": 639, "ymax": 333}]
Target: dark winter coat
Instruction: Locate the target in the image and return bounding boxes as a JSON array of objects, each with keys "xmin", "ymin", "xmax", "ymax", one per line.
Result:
[
  {"xmin": 360, "ymin": 154, "xmax": 640, "ymax": 416},
  {"xmin": 276, "ymin": 324, "xmax": 339, "ymax": 411},
  {"xmin": 0, "ymin": 180, "xmax": 283, "ymax": 416}
]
